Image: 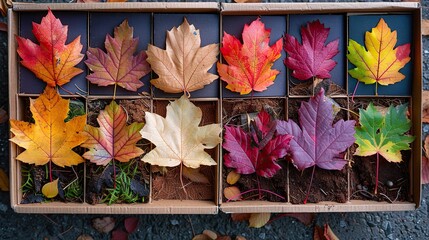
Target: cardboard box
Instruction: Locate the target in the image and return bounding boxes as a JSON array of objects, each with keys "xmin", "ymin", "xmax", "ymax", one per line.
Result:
[
  {"xmin": 219, "ymin": 2, "xmax": 422, "ymax": 213},
  {"xmin": 8, "ymin": 2, "xmax": 221, "ymax": 214},
  {"xmin": 8, "ymin": 2, "xmax": 422, "ymax": 214}
]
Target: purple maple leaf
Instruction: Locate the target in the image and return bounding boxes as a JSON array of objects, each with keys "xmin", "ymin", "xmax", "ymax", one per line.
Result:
[
  {"xmin": 284, "ymin": 20, "xmax": 339, "ymax": 81},
  {"xmin": 276, "ymin": 88, "xmax": 355, "ymax": 171}
]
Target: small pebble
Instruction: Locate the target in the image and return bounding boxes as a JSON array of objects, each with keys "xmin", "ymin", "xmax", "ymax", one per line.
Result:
[
  {"xmin": 0, "ymin": 203, "xmax": 8, "ymax": 213},
  {"xmin": 386, "ymin": 181, "xmax": 394, "ymax": 188},
  {"xmin": 367, "ymin": 221, "xmax": 376, "ymax": 227},
  {"xmin": 259, "ymin": 233, "xmax": 266, "ymax": 239},
  {"xmin": 340, "ymin": 220, "xmax": 347, "ymax": 228},
  {"xmin": 375, "ymin": 216, "xmax": 381, "ymax": 223},
  {"xmin": 170, "ymin": 219, "xmax": 179, "ymax": 226}
]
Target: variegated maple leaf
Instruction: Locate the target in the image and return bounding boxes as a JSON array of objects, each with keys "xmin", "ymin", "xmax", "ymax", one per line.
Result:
[
  {"xmin": 16, "ymin": 9, "xmax": 84, "ymax": 87},
  {"xmin": 146, "ymin": 18, "xmax": 219, "ymax": 95},
  {"xmin": 85, "ymin": 20, "xmax": 151, "ymax": 92},
  {"xmin": 347, "ymin": 18, "xmax": 411, "ymax": 95},
  {"xmin": 217, "ymin": 18, "xmax": 283, "ymax": 95},
  {"xmin": 82, "ymin": 100, "xmax": 144, "ymax": 166}
]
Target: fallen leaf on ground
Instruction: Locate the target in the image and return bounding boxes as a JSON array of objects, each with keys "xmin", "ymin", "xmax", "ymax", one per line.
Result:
[
  {"xmin": 92, "ymin": 217, "xmax": 116, "ymax": 233},
  {"xmin": 41, "ymin": 179, "xmax": 59, "ymax": 198},
  {"xmin": 85, "ymin": 20, "xmax": 150, "ymax": 93},
  {"xmin": 217, "ymin": 236, "xmax": 232, "ymax": 240},
  {"xmin": 235, "ymin": 236, "xmax": 247, "ymax": 240},
  {"xmin": 226, "ymin": 171, "xmax": 241, "ymax": 185},
  {"xmin": 0, "ymin": 107, "xmax": 7, "ymax": 124},
  {"xmin": 347, "ymin": 18, "xmax": 411, "ymax": 95},
  {"xmin": 192, "ymin": 234, "xmax": 212, "ymax": 240},
  {"xmin": 0, "ymin": 22, "xmax": 6, "ymax": 32},
  {"xmin": 76, "ymin": 234, "xmax": 94, "ymax": 240},
  {"xmin": 17, "ymin": 9, "xmax": 84, "ymax": 87},
  {"xmin": 0, "ymin": 168, "xmax": 9, "ymax": 191},
  {"xmin": 248, "ymin": 213, "xmax": 270, "ymax": 228},
  {"xmin": 422, "ymin": 19, "xmax": 429, "ymax": 36},
  {"xmin": 422, "ymin": 91, "xmax": 429, "ymax": 123},
  {"xmin": 231, "ymin": 213, "xmax": 251, "ymax": 222},
  {"xmin": 124, "ymin": 217, "xmax": 139, "ymax": 233},
  {"xmin": 111, "ymin": 229, "xmax": 128, "ymax": 240},
  {"xmin": 141, "ymin": 95, "xmax": 221, "ymax": 168},
  {"xmin": 183, "ymin": 167, "xmax": 210, "ymax": 184},
  {"xmin": 82, "ymin": 100, "xmax": 144, "ymax": 166},
  {"xmin": 423, "ymin": 136, "xmax": 429, "ymax": 185},
  {"xmin": 224, "ymin": 186, "xmax": 241, "ymax": 201},
  {"xmin": 202, "ymin": 229, "xmax": 218, "ymax": 239},
  {"xmin": 284, "ymin": 20, "xmax": 339, "ymax": 81},
  {"xmin": 283, "ymin": 213, "xmax": 315, "ymax": 226},
  {"xmin": 147, "ymin": 18, "xmax": 218, "ymax": 94},
  {"xmin": 10, "ymin": 87, "xmax": 87, "ymax": 167},
  {"xmin": 217, "ymin": 18, "xmax": 282, "ymax": 95}
]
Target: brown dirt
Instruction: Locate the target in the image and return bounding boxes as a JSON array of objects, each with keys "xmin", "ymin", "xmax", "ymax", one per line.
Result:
[
  {"xmin": 287, "ymin": 97, "xmax": 349, "ymax": 204},
  {"xmin": 289, "ymin": 78, "xmax": 346, "ymax": 96},
  {"xmin": 222, "ymin": 98, "xmax": 287, "ymax": 202},
  {"xmin": 349, "ymin": 98, "xmax": 412, "ymax": 202},
  {"xmin": 151, "ymin": 100, "xmax": 218, "ymax": 201}
]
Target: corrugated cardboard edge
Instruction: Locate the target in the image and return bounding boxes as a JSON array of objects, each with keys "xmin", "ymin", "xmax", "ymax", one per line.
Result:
[
  {"xmin": 12, "ymin": 2, "xmax": 220, "ymax": 12},
  {"xmin": 221, "ymin": 201, "xmax": 415, "ymax": 213},
  {"xmin": 220, "ymin": 2, "xmax": 420, "ymax": 14}
]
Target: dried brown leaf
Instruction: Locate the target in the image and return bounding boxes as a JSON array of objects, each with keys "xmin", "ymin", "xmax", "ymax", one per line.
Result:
[
  {"xmin": 183, "ymin": 167, "xmax": 210, "ymax": 184},
  {"xmin": 248, "ymin": 213, "xmax": 270, "ymax": 228},
  {"xmin": 423, "ymin": 91, "xmax": 429, "ymax": 123},
  {"xmin": 224, "ymin": 186, "xmax": 241, "ymax": 201},
  {"xmin": 226, "ymin": 171, "xmax": 240, "ymax": 185},
  {"xmin": 231, "ymin": 213, "xmax": 251, "ymax": 222},
  {"xmin": 92, "ymin": 217, "xmax": 116, "ymax": 233},
  {"xmin": 202, "ymin": 230, "xmax": 217, "ymax": 240},
  {"xmin": 216, "ymin": 236, "xmax": 232, "ymax": 240},
  {"xmin": 423, "ymin": 156, "xmax": 429, "ymax": 184},
  {"xmin": 192, "ymin": 234, "xmax": 212, "ymax": 240},
  {"xmin": 235, "ymin": 236, "xmax": 247, "ymax": 240},
  {"xmin": 0, "ymin": 168, "xmax": 9, "ymax": 191},
  {"xmin": 111, "ymin": 229, "xmax": 128, "ymax": 240},
  {"xmin": 76, "ymin": 234, "xmax": 94, "ymax": 240},
  {"xmin": 423, "ymin": 20, "xmax": 429, "ymax": 36},
  {"xmin": 0, "ymin": 107, "xmax": 8, "ymax": 124},
  {"xmin": 0, "ymin": 22, "xmax": 6, "ymax": 32},
  {"xmin": 324, "ymin": 224, "xmax": 339, "ymax": 240},
  {"xmin": 314, "ymin": 225, "xmax": 324, "ymax": 240}
]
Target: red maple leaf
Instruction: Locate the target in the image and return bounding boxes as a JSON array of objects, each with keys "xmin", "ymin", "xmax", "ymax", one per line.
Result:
[
  {"xmin": 284, "ymin": 20, "xmax": 339, "ymax": 81},
  {"xmin": 223, "ymin": 110, "xmax": 292, "ymax": 178}
]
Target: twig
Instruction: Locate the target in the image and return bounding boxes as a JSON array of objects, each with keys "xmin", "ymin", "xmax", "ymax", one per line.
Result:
[
  {"xmin": 42, "ymin": 214, "xmax": 60, "ymax": 226},
  {"xmin": 187, "ymin": 215, "xmax": 195, "ymax": 237},
  {"xmin": 59, "ymin": 226, "xmax": 74, "ymax": 237}
]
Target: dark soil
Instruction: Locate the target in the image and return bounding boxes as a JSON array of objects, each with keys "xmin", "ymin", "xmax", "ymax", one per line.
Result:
[
  {"xmin": 151, "ymin": 100, "xmax": 218, "ymax": 201},
  {"xmin": 349, "ymin": 98, "xmax": 412, "ymax": 202},
  {"xmin": 86, "ymin": 98, "xmax": 151, "ymax": 204},
  {"xmin": 288, "ymin": 97, "xmax": 350, "ymax": 204},
  {"xmin": 289, "ymin": 78, "xmax": 347, "ymax": 96},
  {"xmin": 222, "ymin": 98, "xmax": 287, "ymax": 202}
]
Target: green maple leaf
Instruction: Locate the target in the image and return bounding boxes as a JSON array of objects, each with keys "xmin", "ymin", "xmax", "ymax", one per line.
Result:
[
  {"xmin": 354, "ymin": 103, "xmax": 414, "ymax": 194},
  {"xmin": 354, "ymin": 103, "xmax": 414, "ymax": 163}
]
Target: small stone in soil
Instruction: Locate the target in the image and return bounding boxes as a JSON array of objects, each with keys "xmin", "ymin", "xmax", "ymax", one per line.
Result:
[
  {"xmin": 170, "ymin": 219, "xmax": 179, "ymax": 226},
  {"xmin": 258, "ymin": 233, "xmax": 266, "ymax": 239},
  {"xmin": 386, "ymin": 181, "xmax": 394, "ymax": 188},
  {"xmin": 340, "ymin": 220, "xmax": 347, "ymax": 228}
]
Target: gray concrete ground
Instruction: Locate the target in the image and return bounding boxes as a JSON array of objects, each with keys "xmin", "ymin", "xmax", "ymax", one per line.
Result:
[{"xmin": 1, "ymin": 0, "xmax": 429, "ymax": 239}]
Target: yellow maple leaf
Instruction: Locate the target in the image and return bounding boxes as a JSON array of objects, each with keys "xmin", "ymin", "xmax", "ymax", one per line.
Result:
[
  {"xmin": 140, "ymin": 95, "xmax": 221, "ymax": 169},
  {"xmin": 146, "ymin": 18, "xmax": 219, "ymax": 95},
  {"xmin": 10, "ymin": 86, "xmax": 87, "ymax": 167},
  {"xmin": 347, "ymin": 18, "xmax": 411, "ymax": 95}
]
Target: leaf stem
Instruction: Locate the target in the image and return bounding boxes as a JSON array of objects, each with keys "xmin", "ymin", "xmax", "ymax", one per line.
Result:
[
  {"xmin": 49, "ymin": 160, "xmax": 52, "ymax": 182},
  {"xmin": 375, "ymin": 82, "xmax": 378, "ymax": 96},
  {"xmin": 303, "ymin": 165, "xmax": 316, "ymax": 204},
  {"xmin": 226, "ymin": 188, "xmax": 285, "ymax": 202},
  {"xmin": 375, "ymin": 152, "xmax": 379, "ymax": 194},
  {"xmin": 113, "ymin": 84, "xmax": 117, "ymax": 100},
  {"xmin": 180, "ymin": 163, "xmax": 188, "ymax": 197},
  {"xmin": 351, "ymin": 81, "xmax": 359, "ymax": 103},
  {"xmin": 113, "ymin": 160, "xmax": 116, "ymax": 189},
  {"xmin": 257, "ymin": 175, "xmax": 262, "ymax": 200}
]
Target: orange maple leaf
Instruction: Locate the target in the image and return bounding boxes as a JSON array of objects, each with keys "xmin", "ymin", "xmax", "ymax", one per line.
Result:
[
  {"xmin": 82, "ymin": 100, "xmax": 144, "ymax": 166},
  {"xmin": 10, "ymin": 86, "xmax": 87, "ymax": 167},
  {"xmin": 16, "ymin": 9, "xmax": 84, "ymax": 87},
  {"xmin": 217, "ymin": 18, "xmax": 283, "ymax": 95}
]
